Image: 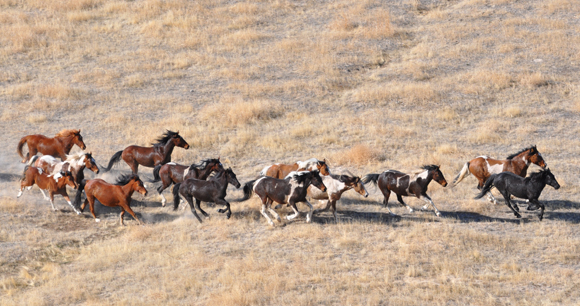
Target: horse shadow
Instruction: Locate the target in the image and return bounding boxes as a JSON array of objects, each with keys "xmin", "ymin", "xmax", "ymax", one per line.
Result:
[
  {"xmin": 0, "ymin": 172, "xmax": 19, "ymax": 182},
  {"xmin": 312, "ymin": 210, "xmax": 402, "ymax": 224}
]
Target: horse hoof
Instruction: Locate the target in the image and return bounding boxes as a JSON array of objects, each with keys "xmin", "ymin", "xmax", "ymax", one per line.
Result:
[
  {"xmin": 408, "ymin": 209, "xmax": 414, "ymax": 213},
  {"xmin": 515, "ymin": 214, "xmax": 521, "ymax": 218},
  {"xmin": 226, "ymin": 214, "xmax": 231, "ymax": 219},
  {"xmin": 436, "ymin": 212, "xmax": 441, "ymax": 217},
  {"xmin": 95, "ymin": 218, "xmax": 101, "ymax": 223},
  {"xmin": 217, "ymin": 209, "xmax": 225, "ymax": 213}
]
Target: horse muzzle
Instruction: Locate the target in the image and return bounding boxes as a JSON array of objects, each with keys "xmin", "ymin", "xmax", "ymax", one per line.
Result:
[{"xmin": 184, "ymin": 144, "xmax": 190, "ymax": 149}]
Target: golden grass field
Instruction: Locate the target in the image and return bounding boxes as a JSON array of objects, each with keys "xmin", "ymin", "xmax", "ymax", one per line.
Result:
[{"xmin": 1, "ymin": 0, "xmax": 580, "ymax": 304}]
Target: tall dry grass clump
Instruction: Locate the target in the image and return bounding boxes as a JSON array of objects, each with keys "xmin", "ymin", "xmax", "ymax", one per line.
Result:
[
  {"xmin": 198, "ymin": 98, "xmax": 283, "ymax": 127},
  {"xmin": 331, "ymin": 144, "xmax": 382, "ymax": 166}
]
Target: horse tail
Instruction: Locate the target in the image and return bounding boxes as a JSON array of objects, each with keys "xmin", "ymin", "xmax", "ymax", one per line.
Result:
[
  {"xmin": 259, "ymin": 165, "xmax": 271, "ymax": 176},
  {"xmin": 28, "ymin": 155, "xmax": 39, "ymax": 166},
  {"xmin": 73, "ymin": 179, "xmax": 86, "ymax": 209},
  {"xmin": 361, "ymin": 173, "xmax": 380, "ymax": 186},
  {"xmin": 172, "ymin": 183, "xmax": 182, "ymax": 211},
  {"xmin": 474, "ymin": 174, "xmax": 496, "ymax": 199},
  {"xmin": 240, "ymin": 180, "xmax": 257, "ymax": 201},
  {"xmin": 103, "ymin": 150, "xmax": 123, "ymax": 172},
  {"xmin": 21, "ymin": 165, "xmax": 30, "ymax": 182},
  {"xmin": 150, "ymin": 165, "xmax": 162, "ymax": 182},
  {"xmin": 451, "ymin": 162, "xmax": 471, "ymax": 187},
  {"xmin": 17, "ymin": 136, "xmax": 29, "ymax": 162}
]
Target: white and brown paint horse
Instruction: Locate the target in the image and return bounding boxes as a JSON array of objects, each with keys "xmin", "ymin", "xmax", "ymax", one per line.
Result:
[
  {"xmin": 18, "ymin": 166, "xmax": 80, "ymax": 214},
  {"xmin": 363, "ymin": 165, "xmax": 448, "ymax": 217},
  {"xmin": 309, "ymin": 173, "xmax": 369, "ymax": 221},
  {"xmin": 30, "ymin": 151, "xmax": 99, "ymax": 186},
  {"xmin": 259, "ymin": 158, "xmax": 331, "ymax": 179},
  {"xmin": 151, "ymin": 158, "xmax": 224, "ymax": 206},
  {"xmin": 452, "ymin": 146, "xmax": 547, "ymax": 203},
  {"xmin": 242, "ymin": 171, "xmax": 327, "ymax": 226}
]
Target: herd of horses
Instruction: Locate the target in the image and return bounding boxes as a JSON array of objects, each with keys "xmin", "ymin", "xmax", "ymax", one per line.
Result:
[{"xmin": 15, "ymin": 129, "xmax": 561, "ymax": 226}]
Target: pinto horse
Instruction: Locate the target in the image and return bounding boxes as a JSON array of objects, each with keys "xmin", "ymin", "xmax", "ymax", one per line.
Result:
[
  {"xmin": 104, "ymin": 130, "xmax": 189, "ymax": 174},
  {"xmin": 151, "ymin": 158, "xmax": 224, "ymax": 207},
  {"xmin": 260, "ymin": 158, "xmax": 331, "ymax": 179},
  {"xmin": 475, "ymin": 169, "xmax": 560, "ymax": 221},
  {"xmin": 30, "ymin": 152, "xmax": 99, "ymax": 186},
  {"xmin": 242, "ymin": 171, "xmax": 327, "ymax": 226},
  {"xmin": 17, "ymin": 129, "xmax": 86, "ymax": 163},
  {"xmin": 452, "ymin": 146, "xmax": 547, "ymax": 203},
  {"xmin": 80, "ymin": 174, "xmax": 148, "ymax": 225},
  {"xmin": 172, "ymin": 168, "xmax": 241, "ymax": 223},
  {"xmin": 309, "ymin": 173, "xmax": 369, "ymax": 221},
  {"xmin": 18, "ymin": 166, "xmax": 80, "ymax": 214},
  {"xmin": 363, "ymin": 165, "xmax": 448, "ymax": 217}
]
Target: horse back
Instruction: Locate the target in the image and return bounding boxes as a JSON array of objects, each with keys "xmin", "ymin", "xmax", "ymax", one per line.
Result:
[
  {"xmin": 494, "ymin": 172, "xmax": 530, "ymax": 199},
  {"xmin": 180, "ymin": 178, "xmax": 220, "ymax": 202},
  {"xmin": 85, "ymin": 179, "xmax": 124, "ymax": 204},
  {"xmin": 255, "ymin": 177, "xmax": 292, "ymax": 204},
  {"xmin": 162, "ymin": 163, "xmax": 188, "ymax": 183},
  {"xmin": 469, "ymin": 156, "xmax": 506, "ymax": 181},
  {"xmin": 380, "ymin": 171, "xmax": 411, "ymax": 196}
]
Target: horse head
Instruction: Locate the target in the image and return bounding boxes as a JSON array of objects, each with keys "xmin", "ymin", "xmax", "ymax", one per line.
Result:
[
  {"xmin": 209, "ymin": 157, "xmax": 224, "ymax": 172},
  {"xmin": 426, "ymin": 165, "xmax": 448, "ymax": 187},
  {"xmin": 528, "ymin": 145, "xmax": 547, "ymax": 169},
  {"xmin": 351, "ymin": 176, "xmax": 369, "ymax": 197},
  {"xmin": 73, "ymin": 130, "xmax": 87, "ymax": 150},
  {"xmin": 310, "ymin": 171, "xmax": 327, "ymax": 192},
  {"xmin": 60, "ymin": 171, "xmax": 78, "ymax": 189},
  {"xmin": 225, "ymin": 168, "xmax": 241, "ymax": 188},
  {"xmin": 317, "ymin": 159, "xmax": 331, "ymax": 176},
  {"xmin": 542, "ymin": 168, "xmax": 560, "ymax": 190},
  {"xmin": 84, "ymin": 152, "xmax": 99, "ymax": 174},
  {"xmin": 171, "ymin": 131, "xmax": 190, "ymax": 149},
  {"xmin": 132, "ymin": 175, "xmax": 148, "ymax": 196}
]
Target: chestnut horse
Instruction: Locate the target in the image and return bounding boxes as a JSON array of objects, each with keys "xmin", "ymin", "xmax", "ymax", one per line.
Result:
[
  {"xmin": 151, "ymin": 158, "xmax": 224, "ymax": 206},
  {"xmin": 18, "ymin": 166, "xmax": 80, "ymax": 214},
  {"xmin": 475, "ymin": 169, "xmax": 560, "ymax": 221},
  {"xmin": 452, "ymin": 146, "xmax": 547, "ymax": 203},
  {"xmin": 103, "ymin": 130, "xmax": 189, "ymax": 174},
  {"xmin": 242, "ymin": 171, "xmax": 327, "ymax": 226},
  {"xmin": 17, "ymin": 129, "xmax": 86, "ymax": 163},
  {"xmin": 363, "ymin": 165, "xmax": 448, "ymax": 217},
  {"xmin": 80, "ymin": 174, "xmax": 148, "ymax": 225},
  {"xmin": 30, "ymin": 152, "xmax": 99, "ymax": 186},
  {"xmin": 259, "ymin": 158, "xmax": 331, "ymax": 179},
  {"xmin": 309, "ymin": 173, "xmax": 369, "ymax": 221},
  {"xmin": 172, "ymin": 168, "xmax": 241, "ymax": 222}
]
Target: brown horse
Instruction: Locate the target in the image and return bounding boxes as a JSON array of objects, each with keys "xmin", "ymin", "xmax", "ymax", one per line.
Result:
[
  {"xmin": 80, "ymin": 174, "xmax": 148, "ymax": 225},
  {"xmin": 363, "ymin": 165, "xmax": 448, "ymax": 217},
  {"xmin": 18, "ymin": 166, "xmax": 80, "ymax": 214},
  {"xmin": 259, "ymin": 158, "xmax": 331, "ymax": 179},
  {"xmin": 30, "ymin": 151, "xmax": 99, "ymax": 186},
  {"xmin": 103, "ymin": 130, "xmax": 189, "ymax": 174},
  {"xmin": 309, "ymin": 173, "xmax": 369, "ymax": 221},
  {"xmin": 452, "ymin": 146, "xmax": 547, "ymax": 203},
  {"xmin": 151, "ymin": 158, "xmax": 224, "ymax": 206},
  {"xmin": 17, "ymin": 129, "xmax": 86, "ymax": 163}
]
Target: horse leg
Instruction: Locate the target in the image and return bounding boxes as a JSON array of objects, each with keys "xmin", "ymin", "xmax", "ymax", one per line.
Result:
[
  {"xmin": 500, "ymin": 191, "xmax": 521, "ymax": 218},
  {"xmin": 157, "ymin": 179, "xmax": 171, "ymax": 207},
  {"xmin": 419, "ymin": 194, "xmax": 441, "ymax": 217},
  {"xmin": 184, "ymin": 195, "xmax": 202, "ymax": 223},
  {"xmin": 119, "ymin": 209, "xmax": 126, "ymax": 226},
  {"xmin": 39, "ymin": 188, "xmax": 50, "ymax": 201},
  {"xmin": 331, "ymin": 200, "xmax": 338, "ymax": 221},
  {"xmin": 303, "ymin": 200, "xmax": 314, "ymax": 223},
  {"xmin": 260, "ymin": 197, "xmax": 275, "ymax": 226},
  {"xmin": 530, "ymin": 199, "xmax": 544, "ymax": 221},
  {"xmin": 120, "ymin": 203, "xmax": 142, "ymax": 225},
  {"xmin": 266, "ymin": 199, "xmax": 282, "ymax": 223},
  {"xmin": 87, "ymin": 196, "xmax": 99, "ymax": 222},
  {"xmin": 313, "ymin": 199, "xmax": 331, "ymax": 215},
  {"xmin": 217, "ymin": 199, "xmax": 232, "ymax": 219},
  {"xmin": 195, "ymin": 199, "xmax": 210, "ymax": 218},
  {"xmin": 286, "ymin": 201, "xmax": 301, "ymax": 221},
  {"xmin": 48, "ymin": 192, "xmax": 57, "ymax": 211},
  {"xmin": 61, "ymin": 190, "xmax": 81, "ymax": 215},
  {"xmin": 396, "ymin": 194, "xmax": 414, "ymax": 213}
]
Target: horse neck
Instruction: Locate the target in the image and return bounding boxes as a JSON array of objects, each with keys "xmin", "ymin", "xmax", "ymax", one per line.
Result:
[
  {"xmin": 508, "ymin": 153, "xmax": 530, "ymax": 175},
  {"xmin": 120, "ymin": 181, "xmax": 138, "ymax": 198},
  {"xmin": 416, "ymin": 171, "xmax": 433, "ymax": 191},
  {"xmin": 211, "ymin": 172, "xmax": 229, "ymax": 195},
  {"xmin": 197, "ymin": 165, "xmax": 215, "ymax": 180},
  {"xmin": 528, "ymin": 176, "xmax": 548, "ymax": 195},
  {"xmin": 56, "ymin": 135, "xmax": 76, "ymax": 153},
  {"xmin": 158, "ymin": 140, "xmax": 177, "ymax": 162}
]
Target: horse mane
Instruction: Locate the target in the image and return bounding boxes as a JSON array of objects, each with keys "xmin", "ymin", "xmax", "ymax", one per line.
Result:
[
  {"xmin": 296, "ymin": 158, "xmax": 321, "ymax": 170},
  {"xmin": 528, "ymin": 169, "xmax": 550, "ymax": 181},
  {"xmin": 189, "ymin": 158, "xmax": 220, "ymax": 171},
  {"xmin": 115, "ymin": 174, "xmax": 139, "ymax": 185},
  {"xmin": 421, "ymin": 165, "xmax": 440, "ymax": 171},
  {"xmin": 506, "ymin": 146, "xmax": 536, "ymax": 160},
  {"xmin": 152, "ymin": 130, "xmax": 179, "ymax": 146},
  {"xmin": 65, "ymin": 151, "xmax": 86, "ymax": 162},
  {"xmin": 55, "ymin": 129, "xmax": 80, "ymax": 138},
  {"xmin": 287, "ymin": 170, "xmax": 316, "ymax": 184}
]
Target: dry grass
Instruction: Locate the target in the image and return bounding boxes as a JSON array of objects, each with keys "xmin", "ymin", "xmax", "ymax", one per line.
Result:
[{"xmin": 1, "ymin": 0, "xmax": 580, "ymax": 304}]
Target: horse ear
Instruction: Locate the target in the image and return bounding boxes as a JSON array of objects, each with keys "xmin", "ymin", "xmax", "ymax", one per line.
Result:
[{"xmin": 78, "ymin": 129, "xmax": 81, "ymax": 134}]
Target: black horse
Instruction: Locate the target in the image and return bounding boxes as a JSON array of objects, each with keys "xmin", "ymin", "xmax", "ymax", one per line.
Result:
[
  {"xmin": 475, "ymin": 169, "xmax": 560, "ymax": 221},
  {"xmin": 172, "ymin": 168, "xmax": 240, "ymax": 222},
  {"xmin": 362, "ymin": 165, "xmax": 448, "ymax": 217},
  {"xmin": 241, "ymin": 170, "xmax": 327, "ymax": 226}
]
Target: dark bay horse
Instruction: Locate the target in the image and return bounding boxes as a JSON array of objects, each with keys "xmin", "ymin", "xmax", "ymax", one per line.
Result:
[
  {"xmin": 363, "ymin": 165, "xmax": 448, "ymax": 217},
  {"xmin": 80, "ymin": 174, "xmax": 148, "ymax": 225},
  {"xmin": 309, "ymin": 173, "xmax": 369, "ymax": 221},
  {"xmin": 172, "ymin": 168, "xmax": 241, "ymax": 223},
  {"xmin": 17, "ymin": 129, "xmax": 86, "ymax": 163},
  {"xmin": 18, "ymin": 166, "xmax": 80, "ymax": 214},
  {"xmin": 30, "ymin": 152, "xmax": 99, "ymax": 186},
  {"xmin": 452, "ymin": 146, "xmax": 547, "ymax": 203},
  {"xmin": 475, "ymin": 169, "xmax": 560, "ymax": 221},
  {"xmin": 151, "ymin": 158, "xmax": 224, "ymax": 206},
  {"xmin": 104, "ymin": 130, "xmax": 189, "ymax": 174},
  {"xmin": 242, "ymin": 171, "xmax": 327, "ymax": 226},
  {"xmin": 260, "ymin": 158, "xmax": 331, "ymax": 179}
]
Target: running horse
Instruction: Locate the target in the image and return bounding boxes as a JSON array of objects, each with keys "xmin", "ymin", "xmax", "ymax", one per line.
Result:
[
  {"xmin": 80, "ymin": 174, "xmax": 148, "ymax": 225},
  {"xmin": 241, "ymin": 171, "xmax": 327, "ymax": 226},
  {"xmin": 260, "ymin": 158, "xmax": 331, "ymax": 179},
  {"xmin": 172, "ymin": 168, "xmax": 241, "ymax": 223},
  {"xmin": 30, "ymin": 152, "xmax": 99, "ymax": 186},
  {"xmin": 18, "ymin": 166, "xmax": 80, "ymax": 214},
  {"xmin": 103, "ymin": 130, "xmax": 189, "ymax": 174},
  {"xmin": 363, "ymin": 165, "xmax": 448, "ymax": 217},
  {"xmin": 17, "ymin": 129, "xmax": 86, "ymax": 163},
  {"xmin": 309, "ymin": 173, "xmax": 369, "ymax": 221},
  {"xmin": 151, "ymin": 158, "xmax": 224, "ymax": 206},
  {"xmin": 452, "ymin": 146, "xmax": 547, "ymax": 203},
  {"xmin": 475, "ymin": 169, "xmax": 560, "ymax": 221}
]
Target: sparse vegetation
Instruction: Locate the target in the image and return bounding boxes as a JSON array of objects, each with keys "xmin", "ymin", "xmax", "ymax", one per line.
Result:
[{"xmin": 1, "ymin": 0, "xmax": 580, "ymax": 304}]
